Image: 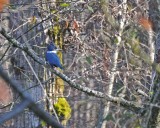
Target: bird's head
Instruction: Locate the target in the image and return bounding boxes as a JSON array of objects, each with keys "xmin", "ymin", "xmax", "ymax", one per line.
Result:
[
  {"xmin": 47, "ymin": 43, "xmax": 62, "ymax": 53},
  {"xmin": 47, "ymin": 43, "xmax": 57, "ymax": 51}
]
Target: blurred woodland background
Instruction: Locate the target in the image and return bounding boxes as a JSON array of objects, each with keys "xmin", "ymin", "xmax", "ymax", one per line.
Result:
[{"xmin": 0, "ymin": 0, "xmax": 160, "ymax": 128}]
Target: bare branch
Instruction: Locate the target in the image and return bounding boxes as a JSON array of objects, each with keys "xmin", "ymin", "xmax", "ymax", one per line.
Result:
[
  {"xmin": 0, "ymin": 26, "xmax": 144, "ymax": 114},
  {"xmin": 0, "ymin": 66, "xmax": 64, "ymax": 128},
  {"xmin": 0, "ymin": 99, "xmax": 30, "ymax": 124},
  {"xmin": 22, "ymin": 51, "xmax": 60, "ymax": 123}
]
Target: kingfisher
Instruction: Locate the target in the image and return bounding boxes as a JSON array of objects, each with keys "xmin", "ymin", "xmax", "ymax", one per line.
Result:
[{"xmin": 46, "ymin": 43, "xmax": 63, "ymax": 69}]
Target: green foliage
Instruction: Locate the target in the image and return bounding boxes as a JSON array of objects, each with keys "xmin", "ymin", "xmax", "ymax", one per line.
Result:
[
  {"xmin": 135, "ymin": 126, "xmax": 142, "ymax": 128},
  {"xmin": 127, "ymin": 29, "xmax": 140, "ymax": 55},
  {"xmin": 130, "ymin": 29, "xmax": 138, "ymax": 39},
  {"xmin": 123, "ymin": 111, "xmax": 134, "ymax": 118},
  {"xmin": 53, "ymin": 25, "xmax": 60, "ymax": 35},
  {"xmin": 113, "ymin": 37, "xmax": 119, "ymax": 44},
  {"xmin": 54, "ymin": 98, "xmax": 72, "ymax": 121},
  {"xmin": 51, "ymin": 9, "xmax": 57, "ymax": 14},
  {"xmin": 8, "ymin": 4, "xmax": 17, "ymax": 10},
  {"xmin": 60, "ymin": 3, "xmax": 70, "ymax": 7},
  {"xmin": 41, "ymin": 120, "xmax": 46, "ymax": 127},
  {"xmin": 149, "ymin": 91, "xmax": 154, "ymax": 96},
  {"xmin": 87, "ymin": 5, "xmax": 94, "ymax": 12},
  {"xmin": 86, "ymin": 56, "xmax": 92, "ymax": 65},
  {"xmin": 155, "ymin": 64, "xmax": 160, "ymax": 73},
  {"xmin": 131, "ymin": 39, "xmax": 140, "ymax": 55},
  {"xmin": 100, "ymin": 0, "xmax": 116, "ymax": 26},
  {"xmin": 104, "ymin": 113, "xmax": 114, "ymax": 121}
]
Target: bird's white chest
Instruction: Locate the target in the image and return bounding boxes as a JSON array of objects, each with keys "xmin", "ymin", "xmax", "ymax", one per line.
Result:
[{"xmin": 47, "ymin": 50, "xmax": 57, "ymax": 54}]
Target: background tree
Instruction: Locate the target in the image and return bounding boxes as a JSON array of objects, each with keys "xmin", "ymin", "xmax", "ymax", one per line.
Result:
[{"xmin": 0, "ymin": 0, "xmax": 160, "ymax": 128}]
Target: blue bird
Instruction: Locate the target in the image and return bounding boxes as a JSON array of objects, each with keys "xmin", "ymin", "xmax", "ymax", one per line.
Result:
[{"xmin": 46, "ymin": 43, "xmax": 63, "ymax": 69}]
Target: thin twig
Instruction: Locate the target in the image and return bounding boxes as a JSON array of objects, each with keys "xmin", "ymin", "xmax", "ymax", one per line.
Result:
[
  {"xmin": 0, "ymin": 99, "xmax": 30, "ymax": 124},
  {"xmin": 0, "ymin": 25, "xmax": 144, "ymax": 114},
  {"xmin": 22, "ymin": 51, "xmax": 60, "ymax": 123}
]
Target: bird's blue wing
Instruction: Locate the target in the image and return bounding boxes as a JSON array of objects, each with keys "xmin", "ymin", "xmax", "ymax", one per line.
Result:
[{"xmin": 46, "ymin": 52, "xmax": 63, "ymax": 69}]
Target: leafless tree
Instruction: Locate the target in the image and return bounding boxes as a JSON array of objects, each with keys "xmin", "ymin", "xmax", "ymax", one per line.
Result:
[{"xmin": 0, "ymin": 0, "xmax": 160, "ymax": 128}]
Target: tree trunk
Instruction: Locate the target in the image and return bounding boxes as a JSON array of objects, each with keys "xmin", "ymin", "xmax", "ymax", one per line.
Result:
[
  {"xmin": 9, "ymin": 0, "xmax": 45, "ymax": 127},
  {"xmin": 145, "ymin": 0, "xmax": 160, "ymax": 127}
]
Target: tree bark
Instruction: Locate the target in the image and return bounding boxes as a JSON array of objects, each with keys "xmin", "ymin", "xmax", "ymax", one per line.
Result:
[{"xmin": 145, "ymin": 0, "xmax": 160, "ymax": 127}]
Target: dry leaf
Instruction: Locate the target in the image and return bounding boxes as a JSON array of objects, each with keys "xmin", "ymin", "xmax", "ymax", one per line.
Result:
[
  {"xmin": 139, "ymin": 17, "xmax": 153, "ymax": 31},
  {"xmin": 65, "ymin": 20, "xmax": 69, "ymax": 28},
  {"xmin": 0, "ymin": 78, "xmax": 13, "ymax": 105},
  {"xmin": 29, "ymin": 16, "xmax": 37, "ymax": 24},
  {"xmin": 0, "ymin": 0, "xmax": 9, "ymax": 12},
  {"xmin": 73, "ymin": 20, "xmax": 79, "ymax": 33}
]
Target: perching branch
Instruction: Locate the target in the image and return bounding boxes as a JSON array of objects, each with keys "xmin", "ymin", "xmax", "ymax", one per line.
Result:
[{"xmin": 0, "ymin": 26, "xmax": 144, "ymax": 114}]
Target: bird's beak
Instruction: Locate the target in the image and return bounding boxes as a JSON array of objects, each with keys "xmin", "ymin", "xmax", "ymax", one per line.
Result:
[{"xmin": 56, "ymin": 49, "xmax": 62, "ymax": 51}]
